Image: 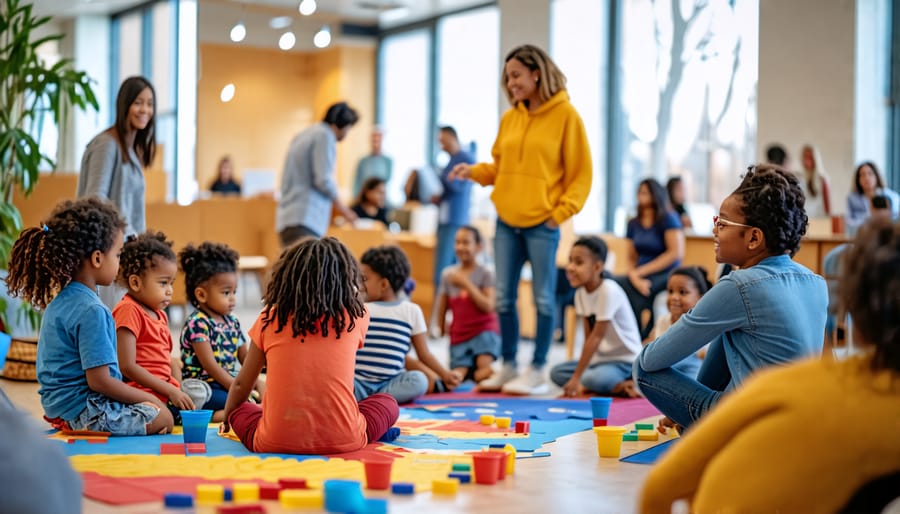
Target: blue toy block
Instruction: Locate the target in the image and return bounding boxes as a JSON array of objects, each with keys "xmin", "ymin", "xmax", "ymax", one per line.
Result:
[
  {"xmin": 323, "ymin": 479, "xmax": 365, "ymax": 513},
  {"xmin": 391, "ymin": 482, "xmax": 415, "ymax": 495},
  {"xmin": 163, "ymin": 492, "xmax": 193, "ymax": 508}
]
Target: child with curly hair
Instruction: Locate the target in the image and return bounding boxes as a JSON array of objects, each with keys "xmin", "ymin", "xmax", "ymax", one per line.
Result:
[
  {"xmin": 634, "ymin": 164, "xmax": 828, "ymax": 430},
  {"xmin": 5, "ymin": 198, "xmax": 173, "ymax": 435},
  {"xmin": 114, "ymin": 232, "xmax": 206, "ymax": 421},
  {"xmin": 355, "ymin": 245, "xmax": 462, "ymax": 403},
  {"xmin": 222, "ymin": 238, "xmax": 399, "ymax": 454},
  {"xmin": 179, "ymin": 242, "xmax": 257, "ymax": 422}
]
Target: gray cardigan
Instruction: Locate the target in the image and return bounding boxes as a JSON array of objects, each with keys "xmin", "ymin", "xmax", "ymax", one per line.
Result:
[{"xmin": 76, "ymin": 131, "xmax": 146, "ymax": 236}]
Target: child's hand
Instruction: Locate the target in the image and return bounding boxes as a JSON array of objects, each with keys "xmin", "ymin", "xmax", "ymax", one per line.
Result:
[
  {"xmin": 169, "ymin": 389, "xmax": 196, "ymax": 411},
  {"xmin": 219, "ymin": 420, "xmax": 231, "ymax": 434},
  {"xmin": 657, "ymin": 416, "xmax": 677, "ymax": 434},
  {"xmin": 446, "ymin": 269, "xmax": 466, "ymax": 288},
  {"xmin": 442, "ymin": 370, "xmax": 464, "ymax": 389},
  {"xmin": 562, "ymin": 377, "xmax": 582, "ymax": 397}
]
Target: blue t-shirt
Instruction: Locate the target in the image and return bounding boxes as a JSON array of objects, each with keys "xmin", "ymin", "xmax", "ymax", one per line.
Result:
[
  {"xmin": 439, "ymin": 150, "xmax": 475, "ymax": 226},
  {"xmin": 36, "ymin": 281, "xmax": 122, "ymax": 421},
  {"xmin": 626, "ymin": 211, "xmax": 682, "ymax": 271}
]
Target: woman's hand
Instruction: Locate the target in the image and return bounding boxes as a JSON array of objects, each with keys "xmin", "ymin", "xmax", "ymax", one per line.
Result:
[
  {"xmin": 544, "ymin": 218, "xmax": 559, "ymax": 229},
  {"xmin": 628, "ymin": 269, "xmax": 651, "ymax": 297},
  {"xmin": 562, "ymin": 376, "xmax": 582, "ymax": 397},
  {"xmin": 448, "ymin": 163, "xmax": 472, "ymax": 181}
]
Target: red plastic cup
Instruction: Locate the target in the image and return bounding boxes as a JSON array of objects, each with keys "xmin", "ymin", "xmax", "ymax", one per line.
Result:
[
  {"xmin": 362, "ymin": 459, "xmax": 393, "ymax": 490},
  {"xmin": 471, "ymin": 452, "xmax": 504, "ymax": 485},
  {"xmin": 488, "ymin": 449, "xmax": 509, "ymax": 481}
]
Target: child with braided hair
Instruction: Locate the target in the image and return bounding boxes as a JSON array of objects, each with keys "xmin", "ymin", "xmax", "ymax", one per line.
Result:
[
  {"xmin": 5, "ymin": 197, "xmax": 173, "ymax": 435},
  {"xmin": 222, "ymin": 237, "xmax": 399, "ymax": 454}
]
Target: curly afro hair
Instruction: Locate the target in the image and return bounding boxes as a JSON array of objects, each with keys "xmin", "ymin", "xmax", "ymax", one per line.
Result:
[
  {"xmin": 360, "ymin": 245, "xmax": 411, "ymax": 294},
  {"xmin": 117, "ymin": 231, "xmax": 175, "ymax": 287},
  {"xmin": 838, "ymin": 220, "xmax": 900, "ymax": 372},
  {"xmin": 178, "ymin": 242, "xmax": 239, "ymax": 308},
  {"xmin": 733, "ymin": 164, "xmax": 808, "ymax": 257},
  {"xmin": 5, "ymin": 197, "xmax": 126, "ymax": 309}
]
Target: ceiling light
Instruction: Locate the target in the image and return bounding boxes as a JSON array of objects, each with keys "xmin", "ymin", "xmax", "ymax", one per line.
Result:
[
  {"xmin": 229, "ymin": 22, "xmax": 246, "ymax": 42},
  {"xmin": 279, "ymin": 31, "xmax": 296, "ymax": 51},
  {"xmin": 313, "ymin": 25, "xmax": 331, "ymax": 48},
  {"xmin": 298, "ymin": 0, "xmax": 316, "ymax": 16},
  {"xmin": 220, "ymin": 83, "xmax": 235, "ymax": 103},
  {"xmin": 269, "ymin": 16, "xmax": 292, "ymax": 29}
]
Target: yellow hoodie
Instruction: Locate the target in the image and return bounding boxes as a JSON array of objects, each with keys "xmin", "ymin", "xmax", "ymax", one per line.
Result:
[{"xmin": 470, "ymin": 90, "xmax": 592, "ymax": 227}]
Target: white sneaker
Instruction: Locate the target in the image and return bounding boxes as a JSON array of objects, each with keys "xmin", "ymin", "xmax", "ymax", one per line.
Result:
[
  {"xmin": 478, "ymin": 364, "xmax": 518, "ymax": 392},
  {"xmin": 502, "ymin": 367, "xmax": 549, "ymax": 396}
]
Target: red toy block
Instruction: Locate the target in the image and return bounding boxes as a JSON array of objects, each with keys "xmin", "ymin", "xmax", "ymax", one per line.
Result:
[
  {"xmin": 278, "ymin": 478, "xmax": 307, "ymax": 490},
  {"xmin": 67, "ymin": 439, "xmax": 77, "ymax": 444},
  {"xmin": 160, "ymin": 443, "xmax": 186, "ymax": 455},
  {"xmin": 593, "ymin": 418, "xmax": 608, "ymax": 427},
  {"xmin": 259, "ymin": 483, "xmax": 281, "ymax": 500},
  {"xmin": 514, "ymin": 421, "xmax": 530, "ymax": 433},
  {"xmin": 186, "ymin": 443, "xmax": 207, "ymax": 454},
  {"xmin": 87, "ymin": 438, "xmax": 108, "ymax": 444},
  {"xmin": 215, "ymin": 505, "xmax": 265, "ymax": 514}
]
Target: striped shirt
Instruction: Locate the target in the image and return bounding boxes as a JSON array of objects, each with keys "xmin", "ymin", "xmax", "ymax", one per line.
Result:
[{"xmin": 354, "ymin": 301, "xmax": 426, "ymax": 383}]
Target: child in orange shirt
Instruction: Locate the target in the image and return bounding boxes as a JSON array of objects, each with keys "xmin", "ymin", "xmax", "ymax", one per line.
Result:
[
  {"xmin": 222, "ymin": 237, "xmax": 400, "ymax": 454},
  {"xmin": 113, "ymin": 232, "xmax": 209, "ymax": 422}
]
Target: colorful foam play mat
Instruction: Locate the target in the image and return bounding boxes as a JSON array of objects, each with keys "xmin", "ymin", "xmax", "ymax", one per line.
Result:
[{"xmin": 54, "ymin": 395, "xmax": 665, "ymax": 506}]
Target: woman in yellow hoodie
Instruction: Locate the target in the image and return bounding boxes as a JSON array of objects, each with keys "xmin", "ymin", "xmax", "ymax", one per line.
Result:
[{"xmin": 449, "ymin": 44, "xmax": 592, "ymax": 395}]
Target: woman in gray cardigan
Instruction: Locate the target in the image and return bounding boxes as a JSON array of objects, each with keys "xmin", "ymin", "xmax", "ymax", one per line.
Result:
[{"xmin": 77, "ymin": 76, "xmax": 156, "ymax": 308}]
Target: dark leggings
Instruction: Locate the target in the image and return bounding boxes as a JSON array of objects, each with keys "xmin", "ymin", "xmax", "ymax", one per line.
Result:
[
  {"xmin": 614, "ymin": 270, "xmax": 669, "ymax": 339},
  {"xmin": 227, "ymin": 393, "xmax": 400, "ymax": 452}
]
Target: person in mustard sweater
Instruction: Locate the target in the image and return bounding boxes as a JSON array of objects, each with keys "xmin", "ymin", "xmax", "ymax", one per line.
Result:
[
  {"xmin": 640, "ymin": 219, "xmax": 900, "ymax": 514},
  {"xmin": 449, "ymin": 44, "xmax": 592, "ymax": 395}
]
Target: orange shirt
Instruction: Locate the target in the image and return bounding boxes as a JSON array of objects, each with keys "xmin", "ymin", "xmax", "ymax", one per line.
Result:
[
  {"xmin": 249, "ymin": 311, "xmax": 369, "ymax": 454},
  {"xmin": 112, "ymin": 294, "xmax": 179, "ymax": 402}
]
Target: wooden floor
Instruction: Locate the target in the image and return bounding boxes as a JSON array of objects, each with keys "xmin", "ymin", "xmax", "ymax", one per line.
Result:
[{"xmin": 2, "ymin": 377, "xmax": 659, "ymax": 514}]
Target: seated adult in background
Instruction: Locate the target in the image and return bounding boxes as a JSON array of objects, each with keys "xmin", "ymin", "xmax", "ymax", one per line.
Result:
[
  {"xmin": 765, "ymin": 143, "xmax": 790, "ymax": 168},
  {"xmin": 633, "ymin": 164, "xmax": 827, "ymax": 431},
  {"xmin": 351, "ymin": 177, "xmax": 389, "ymax": 227},
  {"xmin": 640, "ymin": 219, "xmax": 900, "ymax": 514},
  {"xmin": 352, "ymin": 127, "xmax": 392, "ymax": 198},
  {"xmin": 614, "ymin": 178, "xmax": 685, "ymax": 340},
  {"xmin": 798, "ymin": 144, "xmax": 832, "ymax": 219},
  {"xmin": 209, "ymin": 156, "xmax": 241, "ymax": 195},
  {"xmin": 846, "ymin": 161, "xmax": 900, "ymax": 235},
  {"xmin": 666, "ymin": 176, "xmax": 692, "ymax": 230}
]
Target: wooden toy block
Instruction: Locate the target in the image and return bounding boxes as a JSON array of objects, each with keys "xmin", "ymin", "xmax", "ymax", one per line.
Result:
[
  {"xmin": 514, "ymin": 421, "xmax": 530, "ymax": 433},
  {"xmin": 186, "ymin": 443, "xmax": 206, "ymax": 454},
  {"xmin": 638, "ymin": 430, "xmax": 659, "ymax": 441},
  {"xmin": 160, "ymin": 443, "xmax": 186, "ymax": 455},
  {"xmin": 635, "ymin": 423, "xmax": 655, "ymax": 430},
  {"xmin": 593, "ymin": 418, "xmax": 608, "ymax": 427},
  {"xmin": 279, "ymin": 489, "xmax": 323, "ymax": 509},
  {"xmin": 479, "ymin": 414, "xmax": 495, "ymax": 426},
  {"xmin": 495, "ymin": 417, "xmax": 511, "ymax": 429},
  {"xmin": 432, "ymin": 478, "xmax": 460, "ymax": 495},
  {"xmin": 259, "ymin": 483, "xmax": 281, "ymax": 500},
  {"xmin": 278, "ymin": 478, "xmax": 307, "ymax": 490},
  {"xmin": 216, "ymin": 505, "xmax": 264, "ymax": 514},
  {"xmin": 448, "ymin": 472, "xmax": 471, "ymax": 484},
  {"xmin": 196, "ymin": 484, "xmax": 225, "ymax": 505},
  {"xmin": 232, "ymin": 483, "xmax": 259, "ymax": 503},
  {"xmin": 391, "ymin": 482, "xmax": 415, "ymax": 495}
]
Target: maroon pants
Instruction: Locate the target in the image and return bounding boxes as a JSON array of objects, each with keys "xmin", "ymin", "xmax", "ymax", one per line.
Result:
[{"xmin": 228, "ymin": 393, "xmax": 400, "ymax": 452}]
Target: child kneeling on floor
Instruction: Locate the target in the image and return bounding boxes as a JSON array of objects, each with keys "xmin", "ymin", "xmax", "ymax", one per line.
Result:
[
  {"xmin": 6, "ymin": 198, "xmax": 173, "ymax": 435},
  {"xmin": 222, "ymin": 237, "xmax": 399, "ymax": 454},
  {"xmin": 550, "ymin": 236, "xmax": 644, "ymax": 397}
]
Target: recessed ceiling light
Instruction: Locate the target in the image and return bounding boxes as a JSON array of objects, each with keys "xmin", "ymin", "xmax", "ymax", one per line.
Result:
[
  {"xmin": 313, "ymin": 25, "xmax": 331, "ymax": 48},
  {"xmin": 299, "ymin": 0, "xmax": 317, "ymax": 16},
  {"xmin": 229, "ymin": 22, "xmax": 246, "ymax": 42},
  {"xmin": 269, "ymin": 16, "xmax": 292, "ymax": 30},
  {"xmin": 279, "ymin": 31, "xmax": 296, "ymax": 50},
  {"xmin": 220, "ymin": 83, "xmax": 236, "ymax": 103}
]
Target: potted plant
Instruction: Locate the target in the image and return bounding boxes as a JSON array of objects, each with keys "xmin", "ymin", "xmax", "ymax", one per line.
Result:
[{"xmin": 0, "ymin": 0, "xmax": 99, "ymax": 379}]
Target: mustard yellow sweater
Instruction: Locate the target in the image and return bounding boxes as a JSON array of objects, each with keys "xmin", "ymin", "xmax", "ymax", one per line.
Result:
[
  {"xmin": 640, "ymin": 357, "xmax": 900, "ymax": 514},
  {"xmin": 470, "ymin": 91, "xmax": 592, "ymax": 227},
  {"xmin": 640, "ymin": 355, "xmax": 900, "ymax": 513}
]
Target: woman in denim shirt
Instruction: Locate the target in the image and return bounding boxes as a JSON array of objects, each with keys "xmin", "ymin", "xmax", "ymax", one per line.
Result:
[
  {"xmin": 633, "ymin": 165, "xmax": 828, "ymax": 431},
  {"xmin": 845, "ymin": 161, "xmax": 900, "ymax": 235}
]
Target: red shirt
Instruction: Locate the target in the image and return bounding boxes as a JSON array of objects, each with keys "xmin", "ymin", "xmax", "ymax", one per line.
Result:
[
  {"xmin": 249, "ymin": 310, "xmax": 369, "ymax": 454},
  {"xmin": 113, "ymin": 294, "xmax": 179, "ymax": 401}
]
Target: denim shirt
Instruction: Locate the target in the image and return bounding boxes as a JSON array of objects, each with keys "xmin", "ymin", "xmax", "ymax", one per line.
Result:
[{"xmin": 637, "ymin": 254, "xmax": 827, "ymax": 391}]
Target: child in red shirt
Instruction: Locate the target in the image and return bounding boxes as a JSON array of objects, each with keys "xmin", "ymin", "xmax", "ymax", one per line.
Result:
[{"xmin": 223, "ymin": 237, "xmax": 399, "ymax": 454}]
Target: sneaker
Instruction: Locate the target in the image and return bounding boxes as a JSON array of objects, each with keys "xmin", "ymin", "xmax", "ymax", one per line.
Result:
[
  {"xmin": 501, "ymin": 367, "xmax": 549, "ymax": 396},
  {"xmin": 477, "ymin": 364, "xmax": 518, "ymax": 392}
]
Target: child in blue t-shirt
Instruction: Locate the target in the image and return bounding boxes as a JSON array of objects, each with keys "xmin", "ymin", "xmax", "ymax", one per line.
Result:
[{"xmin": 5, "ymin": 198, "xmax": 173, "ymax": 435}]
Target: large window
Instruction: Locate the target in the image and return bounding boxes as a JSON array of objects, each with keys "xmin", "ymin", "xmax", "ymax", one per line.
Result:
[
  {"xmin": 378, "ymin": 29, "xmax": 431, "ymax": 207},
  {"xmin": 854, "ymin": 0, "xmax": 892, "ymax": 182}
]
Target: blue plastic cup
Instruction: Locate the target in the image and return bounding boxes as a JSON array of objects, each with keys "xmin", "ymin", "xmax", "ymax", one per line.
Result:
[
  {"xmin": 180, "ymin": 409, "xmax": 213, "ymax": 444},
  {"xmin": 589, "ymin": 397, "xmax": 613, "ymax": 419}
]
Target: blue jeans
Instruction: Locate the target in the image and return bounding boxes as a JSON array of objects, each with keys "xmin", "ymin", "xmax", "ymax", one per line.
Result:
[
  {"xmin": 354, "ymin": 371, "xmax": 428, "ymax": 405},
  {"xmin": 633, "ymin": 338, "xmax": 732, "ymax": 430},
  {"xmin": 550, "ymin": 360, "xmax": 633, "ymax": 395},
  {"xmin": 493, "ymin": 218, "xmax": 560, "ymax": 368},
  {"xmin": 434, "ymin": 223, "xmax": 460, "ymax": 289}
]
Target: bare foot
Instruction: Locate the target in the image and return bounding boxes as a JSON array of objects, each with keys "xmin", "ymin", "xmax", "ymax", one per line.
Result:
[
  {"xmin": 612, "ymin": 379, "xmax": 642, "ymax": 398},
  {"xmin": 473, "ymin": 367, "xmax": 494, "ymax": 383}
]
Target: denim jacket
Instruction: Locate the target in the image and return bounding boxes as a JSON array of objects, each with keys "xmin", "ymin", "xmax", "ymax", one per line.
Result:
[{"xmin": 637, "ymin": 254, "xmax": 827, "ymax": 391}]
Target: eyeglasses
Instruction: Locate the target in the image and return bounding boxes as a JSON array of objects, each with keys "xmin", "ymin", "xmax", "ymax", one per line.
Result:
[{"xmin": 713, "ymin": 215, "xmax": 753, "ymax": 230}]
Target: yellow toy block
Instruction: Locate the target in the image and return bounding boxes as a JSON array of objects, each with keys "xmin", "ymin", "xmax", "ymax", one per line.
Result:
[
  {"xmin": 503, "ymin": 444, "xmax": 517, "ymax": 475},
  {"xmin": 196, "ymin": 483, "xmax": 224, "ymax": 505},
  {"xmin": 479, "ymin": 414, "xmax": 495, "ymax": 426},
  {"xmin": 495, "ymin": 417, "xmax": 511, "ymax": 429},
  {"xmin": 232, "ymin": 482, "xmax": 260, "ymax": 503},
  {"xmin": 432, "ymin": 478, "xmax": 460, "ymax": 495},
  {"xmin": 638, "ymin": 429, "xmax": 659, "ymax": 441},
  {"xmin": 280, "ymin": 489, "xmax": 324, "ymax": 509}
]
